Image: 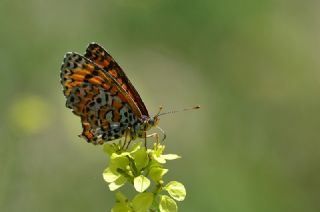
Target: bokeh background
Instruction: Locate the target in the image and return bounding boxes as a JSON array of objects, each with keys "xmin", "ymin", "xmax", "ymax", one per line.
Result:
[{"xmin": 1, "ymin": 0, "xmax": 320, "ymax": 211}]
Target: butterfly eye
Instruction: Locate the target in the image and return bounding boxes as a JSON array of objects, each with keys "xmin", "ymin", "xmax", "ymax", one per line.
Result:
[
  {"xmin": 148, "ymin": 118, "xmax": 154, "ymax": 125},
  {"xmin": 148, "ymin": 117, "xmax": 160, "ymax": 126}
]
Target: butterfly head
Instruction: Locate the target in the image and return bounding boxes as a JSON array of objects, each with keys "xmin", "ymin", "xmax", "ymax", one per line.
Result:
[
  {"xmin": 142, "ymin": 115, "xmax": 160, "ymax": 131},
  {"xmin": 148, "ymin": 115, "xmax": 160, "ymax": 127}
]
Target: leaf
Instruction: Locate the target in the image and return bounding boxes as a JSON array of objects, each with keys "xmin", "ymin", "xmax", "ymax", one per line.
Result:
[
  {"xmin": 110, "ymin": 153, "xmax": 130, "ymax": 170},
  {"xmin": 131, "ymin": 192, "xmax": 153, "ymax": 212},
  {"xmin": 102, "ymin": 167, "xmax": 120, "ymax": 183},
  {"xmin": 103, "ymin": 143, "xmax": 116, "ymax": 156},
  {"xmin": 149, "ymin": 167, "xmax": 168, "ymax": 182},
  {"xmin": 115, "ymin": 191, "xmax": 128, "ymax": 204},
  {"xmin": 148, "ymin": 160, "xmax": 162, "ymax": 169},
  {"xmin": 111, "ymin": 152, "xmax": 131, "ymax": 158},
  {"xmin": 162, "ymin": 154, "xmax": 181, "ymax": 160},
  {"xmin": 129, "ymin": 141, "xmax": 142, "ymax": 153},
  {"xmin": 132, "ymin": 147, "xmax": 149, "ymax": 171},
  {"xmin": 133, "ymin": 175, "xmax": 150, "ymax": 192},
  {"xmin": 154, "ymin": 144, "xmax": 165, "ymax": 156},
  {"xmin": 159, "ymin": 195, "xmax": 177, "ymax": 212},
  {"xmin": 112, "ymin": 191, "xmax": 131, "ymax": 211},
  {"xmin": 111, "ymin": 202, "xmax": 132, "ymax": 212},
  {"xmin": 164, "ymin": 181, "xmax": 186, "ymax": 201},
  {"xmin": 108, "ymin": 175, "xmax": 127, "ymax": 191},
  {"xmin": 151, "ymin": 152, "xmax": 167, "ymax": 164}
]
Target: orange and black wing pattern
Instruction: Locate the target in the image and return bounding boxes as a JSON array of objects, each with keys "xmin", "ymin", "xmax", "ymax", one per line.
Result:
[
  {"xmin": 84, "ymin": 43, "xmax": 149, "ymax": 117},
  {"xmin": 60, "ymin": 52, "xmax": 142, "ymax": 144}
]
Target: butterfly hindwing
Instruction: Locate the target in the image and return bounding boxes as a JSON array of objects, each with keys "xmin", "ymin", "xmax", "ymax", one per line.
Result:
[{"xmin": 60, "ymin": 53, "xmax": 141, "ymax": 144}]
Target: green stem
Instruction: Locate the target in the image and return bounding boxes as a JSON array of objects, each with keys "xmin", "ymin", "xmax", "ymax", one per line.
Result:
[{"xmin": 127, "ymin": 156, "xmax": 139, "ymax": 177}]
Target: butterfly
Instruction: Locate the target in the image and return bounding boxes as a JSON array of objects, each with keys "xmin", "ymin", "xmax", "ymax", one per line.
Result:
[{"xmin": 60, "ymin": 43, "xmax": 161, "ymax": 145}]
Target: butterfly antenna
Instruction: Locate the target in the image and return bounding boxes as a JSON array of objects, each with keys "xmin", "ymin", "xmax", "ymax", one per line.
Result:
[
  {"xmin": 156, "ymin": 106, "xmax": 163, "ymax": 116},
  {"xmin": 157, "ymin": 105, "xmax": 200, "ymax": 117}
]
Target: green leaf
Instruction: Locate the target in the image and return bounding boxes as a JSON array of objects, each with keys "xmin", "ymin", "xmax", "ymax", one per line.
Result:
[
  {"xmin": 129, "ymin": 141, "xmax": 142, "ymax": 153},
  {"xmin": 149, "ymin": 167, "xmax": 168, "ymax": 182},
  {"xmin": 159, "ymin": 195, "xmax": 177, "ymax": 212},
  {"xmin": 102, "ymin": 167, "xmax": 120, "ymax": 183},
  {"xmin": 115, "ymin": 191, "xmax": 128, "ymax": 204},
  {"xmin": 110, "ymin": 153, "xmax": 130, "ymax": 170},
  {"xmin": 148, "ymin": 160, "xmax": 162, "ymax": 169},
  {"xmin": 151, "ymin": 152, "xmax": 167, "ymax": 164},
  {"xmin": 162, "ymin": 154, "xmax": 181, "ymax": 160},
  {"xmin": 111, "ymin": 152, "xmax": 131, "ymax": 158},
  {"xmin": 154, "ymin": 144, "xmax": 165, "ymax": 156},
  {"xmin": 103, "ymin": 143, "xmax": 116, "ymax": 156},
  {"xmin": 164, "ymin": 181, "xmax": 186, "ymax": 201},
  {"xmin": 149, "ymin": 144, "xmax": 181, "ymax": 164},
  {"xmin": 111, "ymin": 202, "xmax": 132, "ymax": 212},
  {"xmin": 131, "ymin": 192, "xmax": 153, "ymax": 212},
  {"xmin": 108, "ymin": 175, "xmax": 127, "ymax": 191},
  {"xmin": 132, "ymin": 147, "xmax": 149, "ymax": 171},
  {"xmin": 133, "ymin": 175, "xmax": 150, "ymax": 192}
]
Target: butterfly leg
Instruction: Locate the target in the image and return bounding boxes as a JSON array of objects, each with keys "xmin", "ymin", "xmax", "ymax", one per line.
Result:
[
  {"xmin": 125, "ymin": 138, "xmax": 133, "ymax": 149},
  {"xmin": 122, "ymin": 129, "xmax": 128, "ymax": 149},
  {"xmin": 144, "ymin": 131, "xmax": 159, "ymax": 148},
  {"xmin": 124, "ymin": 128, "xmax": 135, "ymax": 149},
  {"xmin": 144, "ymin": 131, "xmax": 147, "ymax": 148}
]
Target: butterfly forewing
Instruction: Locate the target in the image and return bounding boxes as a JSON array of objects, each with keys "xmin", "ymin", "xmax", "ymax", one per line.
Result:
[{"xmin": 84, "ymin": 43, "xmax": 149, "ymax": 117}]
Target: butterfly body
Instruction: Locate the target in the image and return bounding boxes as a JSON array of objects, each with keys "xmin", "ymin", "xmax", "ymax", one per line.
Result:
[{"xmin": 60, "ymin": 43, "xmax": 159, "ymax": 145}]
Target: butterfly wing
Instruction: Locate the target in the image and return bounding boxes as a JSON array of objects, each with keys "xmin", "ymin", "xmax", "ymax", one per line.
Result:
[
  {"xmin": 60, "ymin": 53, "xmax": 141, "ymax": 144},
  {"xmin": 84, "ymin": 43, "xmax": 149, "ymax": 117}
]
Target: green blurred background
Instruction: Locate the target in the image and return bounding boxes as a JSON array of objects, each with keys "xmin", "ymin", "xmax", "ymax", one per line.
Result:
[{"xmin": 1, "ymin": 0, "xmax": 319, "ymax": 211}]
